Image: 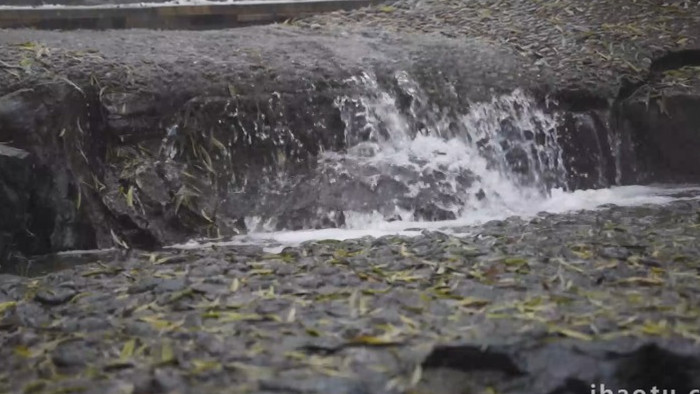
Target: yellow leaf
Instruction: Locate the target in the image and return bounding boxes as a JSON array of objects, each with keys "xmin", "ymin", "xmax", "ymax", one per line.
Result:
[
  {"xmin": 457, "ymin": 297, "xmax": 490, "ymax": 309},
  {"xmin": 159, "ymin": 342, "xmax": 176, "ymax": 365},
  {"xmin": 306, "ymin": 328, "xmax": 321, "ymax": 337},
  {"xmin": 549, "ymin": 325, "xmax": 593, "ymax": 341},
  {"xmin": 17, "ymin": 41, "xmax": 37, "ymax": 49},
  {"xmin": 19, "ymin": 58, "xmax": 33, "ymax": 68},
  {"xmin": 229, "ymin": 278, "xmax": 240, "ymax": 292},
  {"xmin": 110, "ymin": 229, "xmax": 129, "ymax": 249},
  {"xmin": 126, "ymin": 185, "xmax": 134, "ymax": 208},
  {"xmin": 154, "ymin": 256, "xmax": 175, "ymax": 265},
  {"xmin": 348, "ymin": 335, "xmax": 399, "ymax": 346},
  {"xmin": 202, "ymin": 311, "xmax": 262, "ymax": 322},
  {"xmin": 503, "ymin": 257, "xmax": 527, "ymax": 266},
  {"xmin": 593, "ymin": 260, "xmax": 618, "ymax": 271},
  {"xmin": 201, "ymin": 208, "xmax": 214, "ymax": 223},
  {"xmin": 191, "ymin": 359, "xmax": 222, "ymax": 374},
  {"xmin": 286, "ymin": 307, "xmax": 296, "ymax": 323},
  {"xmin": 120, "ymin": 339, "xmax": 136, "ymax": 360},
  {"xmin": 249, "ymin": 269, "xmax": 273, "ymax": 276},
  {"xmin": 639, "ymin": 320, "xmax": 669, "ymax": 336},
  {"xmin": 14, "ymin": 345, "xmax": 33, "ymax": 358},
  {"xmin": 210, "ymin": 136, "xmax": 227, "ymax": 152},
  {"xmin": 409, "ymin": 365, "xmax": 422, "ymax": 386},
  {"xmin": 139, "ymin": 315, "xmax": 183, "ymax": 331},
  {"xmin": 76, "ymin": 186, "xmax": 82, "ymax": 210},
  {"xmin": 0, "ymin": 301, "xmax": 17, "ymax": 314},
  {"xmin": 399, "ymin": 314, "xmax": 419, "ymax": 329}
]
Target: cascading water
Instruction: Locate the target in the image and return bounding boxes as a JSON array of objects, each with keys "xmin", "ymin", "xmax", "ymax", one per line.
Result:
[
  {"xmin": 173, "ymin": 70, "xmax": 700, "ymax": 250},
  {"xmin": 328, "ymin": 71, "xmax": 569, "ymax": 225}
]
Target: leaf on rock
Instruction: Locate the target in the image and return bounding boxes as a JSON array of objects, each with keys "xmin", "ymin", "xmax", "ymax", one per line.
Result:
[
  {"xmin": 548, "ymin": 325, "xmax": 593, "ymax": 341},
  {"xmin": 347, "ymin": 335, "xmax": 401, "ymax": 346},
  {"xmin": 120, "ymin": 339, "xmax": 137, "ymax": 360},
  {"xmin": 0, "ymin": 301, "xmax": 17, "ymax": 314}
]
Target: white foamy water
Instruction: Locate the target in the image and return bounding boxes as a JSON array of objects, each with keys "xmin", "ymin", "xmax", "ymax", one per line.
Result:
[
  {"xmin": 167, "ymin": 71, "xmax": 700, "ymax": 253},
  {"xmin": 169, "ymin": 184, "xmax": 700, "ymax": 252}
]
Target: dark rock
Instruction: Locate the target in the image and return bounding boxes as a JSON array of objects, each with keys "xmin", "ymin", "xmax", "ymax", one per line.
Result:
[
  {"xmin": 0, "ymin": 144, "xmax": 32, "ymax": 262},
  {"xmin": 600, "ymin": 246, "xmax": 631, "ymax": 260},
  {"xmin": 414, "ymin": 204, "xmax": 456, "ymax": 221},
  {"xmin": 612, "ymin": 344, "xmax": 700, "ymax": 392},
  {"xmin": 1, "ymin": 301, "xmax": 49, "ymax": 329},
  {"xmin": 556, "ymin": 111, "xmax": 624, "ymax": 189},
  {"xmin": 620, "ymin": 93, "xmax": 700, "ymax": 182},
  {"xmin": 0, "ymin": 87, "xmax": 99, "ymax": 261},
  {"xmin": 34, "ymin": 286, "xmax": 78, "ymax": 305},
  {"xmin": 127, "ymin": 279, "xmax": 159, "ymax": 294},
  {"xmin": 51, "ymin": 340, "xmax": 96, "ymax": 368},
  {"xmin": 649, "ymin": 50, "xmax": 700, "ymax": 75},
  {"xmin": 422, "ymin": 344, "xmax": 524, "ymax": 375},
  {"xmin": 99, "ymin": 380, "xmax": 137, "ymax": 394},
  {"xmin": 132, "ymin": 371, "xmax": 156, "ymax": 394},
  {"xmin": 155, "ymin": 278, "xmax": 187, "ymax": 293},
  {"xmin": 153, "ymin": 368, "xmax": 186, "ymax": 394}
]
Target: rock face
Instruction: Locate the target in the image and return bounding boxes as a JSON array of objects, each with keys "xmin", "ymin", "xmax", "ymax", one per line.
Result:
[
  {"xmin": 0, "ymin": 27, "xmax": 543, "ymax": 260},
  {"xmin": 0, "ymin": 86, "xmax": 101, "ymax": 261},
  {"xmin": 0, "ymin": 86, "xmax": 102, "ymax": 261},
  {"xmin": 0, "ymin": 5, "xmax": 699, "ymax": 262},
  {"xmin": 0, "ymin": 144, "xmax": 31, "ymax": 262},
  {"xmin": 619, "ymin": 93, "xmax": 700, "ymax": 183}
]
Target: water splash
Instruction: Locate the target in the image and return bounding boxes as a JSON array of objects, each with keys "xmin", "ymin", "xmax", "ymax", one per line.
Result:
[{"xmin": 327, "ymin": 71, "xmax": 569, "ymax": 225}]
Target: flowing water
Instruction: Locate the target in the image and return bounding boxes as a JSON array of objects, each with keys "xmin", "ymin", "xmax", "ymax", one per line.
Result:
[
  {"xmin": 5, "ymin": 70, "xmax": 700, "ymax": 278},
  {"xmin": 172, "ymin": 71, "xmax": 700, "ymax": 252}
]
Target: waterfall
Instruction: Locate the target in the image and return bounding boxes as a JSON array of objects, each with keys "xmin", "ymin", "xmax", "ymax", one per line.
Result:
[
  {"xmin": 322, "ymin": 71, "xmax": 569, "ymax": 227},
  {"xmin": 170, "ymin": 70, "xmax": 700, "ymax": 250}
]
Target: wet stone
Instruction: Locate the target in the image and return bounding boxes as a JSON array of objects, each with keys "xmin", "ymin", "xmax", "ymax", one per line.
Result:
[
  {"xmin": 34, "ymin": 286, "xmax": 78, "ymax": 305},
  {"xmin": 155, "ymin": 278, "xmax": 187, "ymax": 293},
  {"xmin": 2, "ymin": 199, "xmax": 700, "ymax": 393},
  {"xmin": 599, "ymin": 246, "xmax": 632, "ymax": 260},
  {"xmin": 130, "ymin": 371, "xmax": 156, "ymax": 394},
  {"xmin": 188, "ymin": 260, "xmax": 226, "ymax": 277},
  {"xmin": 62, "ymin": 316, "xmax": 114, "ymax": 332},
  {"xmin": 190, "ymin": 282, "xmax": 228, "ymax": 296},
  {"xmin": 153, "ymin": 368, "xmax": 186, "ymax": 394},
  {"xmin": 122, "ymin": 321, "xmax": 156, "ymax": 337},
  {"xmin": 98, "ymin": 380, "xmax": 136, "ymax": 394},
  {"xmin": 51, "ymin": 340, "xmax": 96, "ymax": 368},
  {"xmin": 127, "ymin": 278, "xmax": 159, "ymax": 294}
]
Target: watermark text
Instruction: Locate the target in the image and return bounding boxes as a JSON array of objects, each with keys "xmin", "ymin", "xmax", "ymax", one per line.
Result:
[{"xmin": 591, "ymin": 384, "xmax": 700, "ymax": 394}]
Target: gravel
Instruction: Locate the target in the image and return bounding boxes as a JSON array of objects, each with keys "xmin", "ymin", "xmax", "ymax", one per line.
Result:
[
  {"xmin": 2, "ymin": 197, "xmax": 700, "ymax": 393},
  {"xmin": 303, "ymin": 0, "xmax": 700, "ymax": 96}
]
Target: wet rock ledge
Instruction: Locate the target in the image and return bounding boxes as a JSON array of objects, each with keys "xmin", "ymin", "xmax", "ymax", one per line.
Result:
[{"xmin": 1, "ymin": 12, "xmax": 700, "ymax": 260}]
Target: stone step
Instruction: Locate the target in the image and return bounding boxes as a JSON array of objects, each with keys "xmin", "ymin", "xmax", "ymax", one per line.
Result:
[
  {"xmin": 0, "ymin": 0, "xmax": 379, "ymax": 29},
  {"xmin": 0, "ymin": 0, "xmax": 270, "ymax": 5}
]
